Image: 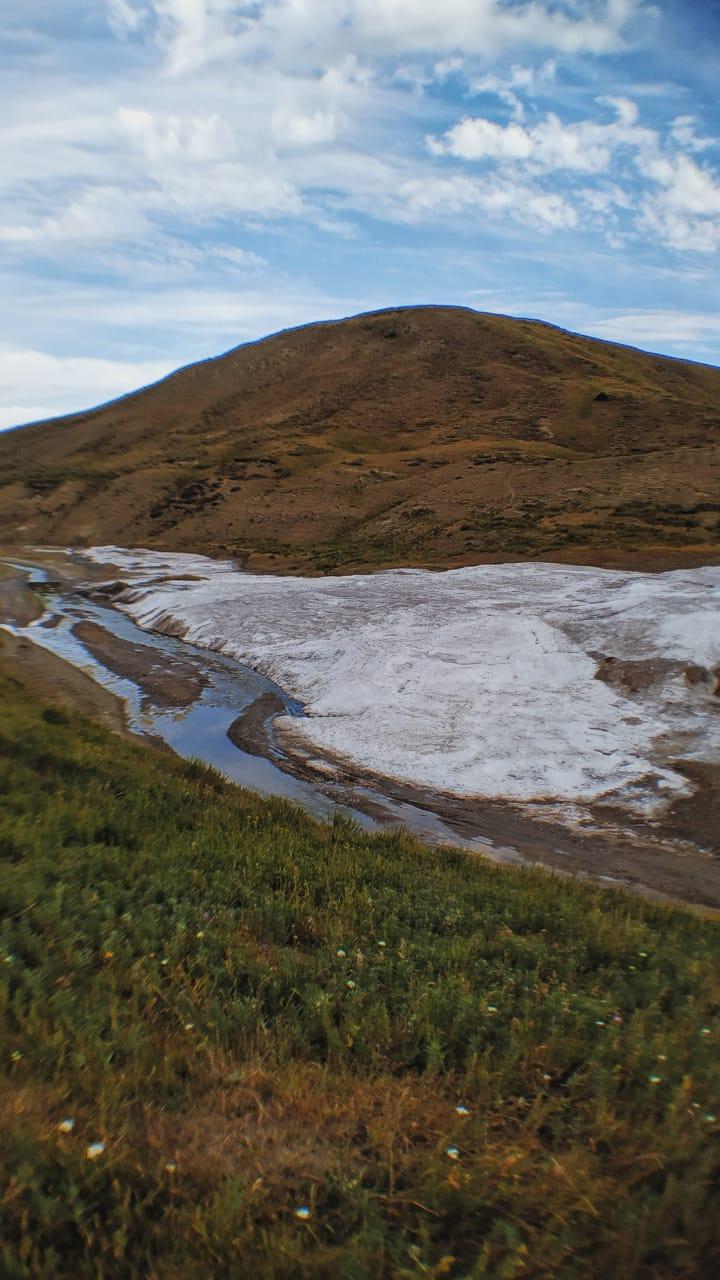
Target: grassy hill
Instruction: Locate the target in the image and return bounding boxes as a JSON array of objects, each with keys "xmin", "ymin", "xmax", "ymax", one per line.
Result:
[
  {"xmin": 1, "ymin": 664, "xmax": 720, "ymax": 1278},
  {"xmin": 1, "ymin": 307, "xmax": 719, "ymax": 571}
]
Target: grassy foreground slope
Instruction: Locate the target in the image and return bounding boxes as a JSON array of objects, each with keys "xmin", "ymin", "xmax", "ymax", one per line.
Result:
[
  {"xmin": 1, "ymin": 670, "xmax": 720, "ymax": 1278},
  {"xmin": 1, "ymin": 307, "xmax": 719, "ymax": 571}
]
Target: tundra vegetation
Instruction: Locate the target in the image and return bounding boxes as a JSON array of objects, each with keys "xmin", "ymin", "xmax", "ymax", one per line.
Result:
[
  {"xmin": 1, "ymin": 668, "xmax": 719, "ymax": 1278},
  {"xmin": 1, "ymin": 308, "xmax": 719, "ymax": 574}
]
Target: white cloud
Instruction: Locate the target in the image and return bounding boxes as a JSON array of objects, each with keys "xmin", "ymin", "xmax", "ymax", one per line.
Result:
[
  {"xmin": 0, "ymin": 102, "xmax": 304, "ymax": 254},
  {"xmin": 580, "ymin": 184, "xmax": 632, "ymax": 214},
  {"xmin": 430, "ymin": 118, "xmax": 534, "ymax": 162},
  {"xmin": 272, "ymin": 108, "xmax": 339, "ymax": 146},
  {"xmin": 160, "ymin": 161, "xmax": 304, "ymax": 217},
  {"xmin": 0, "ymin": 187, "xmax": 151, "ymax": 249},
  {"xmin": 455, "ymin": 289, "xmax": 720, "ymax": 360},
  {"xmin": 0, "ymin": 0, "xmax": 670, "ymax": 276},
  {"xmin": 272, "ymin": 0, "xmax": 643, "ymax": 59},
  {"xmin": 434, "ymin": 57, "xmax": 464, "ymax": 79},
  {"xmin": 637, "ymin": 153, "xmax": 720, "ymax": 252},
  {"xmin": 0, "ymin": 269, "xmax": 356, "ymax": 432},
  {"xmin": 639, "ymin": 154, "xmax": 720, "ymax": 216},
  {"xmin": 589, "ymin": 310, "xmax": 720, "ymax": 350},
  {"xmin": 639, "ymin": 210, "xmax": 720, "ymax": 255},
  {"xmin": 469, "ymin": 59, "xmax": 556, "ymax": 120},
  {"xmin": 0, "ymin": 0, "xmax": 717, "ymax": 416},
  {"xmin": 426, "ymin": 91, "xmax": 720, "ymax": 254},
  {"xmin": 152, "ymin": 0, "xmax": 241, "ymax": 75},
  {"xmin": 0, "ymin": 0, "xmax": 710, "ymax": 285},
  {"xmin": 0, "ymin": 346, "xmax": 172, "ymax": 430},
  {"xmin": 115, "ymin": 0, "xmax": 646, "ymax": 74},
  {"xmin": 396, "ymin": 174, "xmax": 577, "ymax": 230},
  {"xmin": 211, "ymin": 246, "xmax": 267, "ymax": 269},
  {"xmin": 429, "ymin": 103, "xmax": 655, "ymax": 174},
  {"xmin": 597, "ymin": 95, "xmax": 639, "ymax": 125},
  {"xmin": 118, "ymin": 106, "xmax": 236, "ymax": 161},
  {"xmin": 78, "ymin": 287, "xmax": 348, "ymax": 334},
  {"xmin": 669, "ymin": 115, "xmax": 717, "ymax": 153},
  {"xmin": 0, "ymin": 271, "xmax": 371, "ymax": 433},
  {"xmin": 107, "ymin": 0, "xmax": 147, "ymax": 37}
]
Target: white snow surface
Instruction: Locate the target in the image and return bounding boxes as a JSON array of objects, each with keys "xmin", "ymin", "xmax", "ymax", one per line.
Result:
[{"xmin": 84, "ymin": 547, "xmax": 720, "ymax": 812}]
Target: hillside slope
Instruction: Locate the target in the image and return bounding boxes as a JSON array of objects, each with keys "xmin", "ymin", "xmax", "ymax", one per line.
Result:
[
  {"xmin": 2, "ymin": 666, "xmax": 720, "ymax": 1277},
  {"xmin": 1, "ymin": 306, "xmax": 719, "ymax": 571}
]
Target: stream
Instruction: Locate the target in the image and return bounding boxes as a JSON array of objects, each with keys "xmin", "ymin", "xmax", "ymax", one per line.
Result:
[
  {"xmin": 1, "ymin": 557, "xmax": 513, "ymax": 859},
  {"xmin": 5, "ymin": 551, "xmax": 720, "ymax": 911}
]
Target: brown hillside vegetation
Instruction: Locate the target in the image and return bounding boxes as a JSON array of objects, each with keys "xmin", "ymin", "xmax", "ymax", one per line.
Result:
[{"xmin": 1, "ymin": 306, "xmax": 719, "ymax": 572}]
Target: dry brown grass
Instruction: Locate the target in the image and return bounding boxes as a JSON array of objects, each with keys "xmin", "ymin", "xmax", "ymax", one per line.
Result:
[
  {"xmin": 2, "ymin": 668, "xmax": 720, "ymax": 1277},
  {"xmin": 1, "ymin": 306, "xmax": 719, "ymax": 571}
]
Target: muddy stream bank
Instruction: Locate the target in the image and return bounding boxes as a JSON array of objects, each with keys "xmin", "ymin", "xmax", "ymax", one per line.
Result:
[{"xmin": 1, "ymin": 550, "xmax": 718, "ymax": 911}]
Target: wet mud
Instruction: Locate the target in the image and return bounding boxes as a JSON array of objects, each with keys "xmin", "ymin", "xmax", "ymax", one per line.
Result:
[
  {"xmin": 72, "ymin": 620, "xmax": 208, "ymax": 708},
  {"xmin": 2, "ymin": 545, "xmax": 719, "ymax": 911},
  {"xmin": 272, "ymin": 721, "xmax": 720, "ymax": 910}
]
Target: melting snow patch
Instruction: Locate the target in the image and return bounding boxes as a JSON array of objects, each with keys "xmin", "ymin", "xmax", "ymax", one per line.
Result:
[{"xmin": 83, "ymin": 548, "xmax": 720, "ymax": 815}]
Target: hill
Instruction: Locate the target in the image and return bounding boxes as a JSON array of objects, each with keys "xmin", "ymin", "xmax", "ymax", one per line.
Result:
[
  {"xmin": 1, "ymin": 663, "xmax": 719, "ymax": 1276},
  {"xmin": 1, "ymin": 306, "xmax": 719, "ymax": 571}
]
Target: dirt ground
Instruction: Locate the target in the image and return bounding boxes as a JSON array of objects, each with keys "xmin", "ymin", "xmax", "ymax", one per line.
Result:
[
  {"xmin": 227, "ymin": 682, "xmax": 720, "ymax": 912},
  {"xmin": 0, "ymin": 629, "xmax": 132, "ymax": 740},
  {"xmin": 0, "ymin": 562, "xmax": 44, "ymax": 626},
  {"xmin": 271, "ymin": 718, "xmax": 720, "ymax": 913},
  {"xmin": 72, "ymin": 620, "xmax": 208, "ymax": 708}
]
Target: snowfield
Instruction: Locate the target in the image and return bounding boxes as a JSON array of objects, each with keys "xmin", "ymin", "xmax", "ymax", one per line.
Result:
[{"xmin": 83, "ymin": 548, "xmax": 720, "ymax": 815}]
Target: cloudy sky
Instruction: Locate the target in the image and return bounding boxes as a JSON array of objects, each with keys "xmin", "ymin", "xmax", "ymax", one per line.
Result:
[{"xmin": 1, "ymin": 0, "xmax": 719, "ymax": 429}]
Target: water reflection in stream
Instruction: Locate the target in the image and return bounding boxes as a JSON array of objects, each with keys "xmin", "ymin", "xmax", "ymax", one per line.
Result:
[{"xmin": 2, "ymin": 559, "xmax": 506, "ymax": 856}]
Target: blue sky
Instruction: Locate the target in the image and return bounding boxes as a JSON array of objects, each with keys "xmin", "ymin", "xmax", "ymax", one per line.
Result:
[{"xmin": 1, "ymin": 0, "xmax": 719, "ymax": 429}]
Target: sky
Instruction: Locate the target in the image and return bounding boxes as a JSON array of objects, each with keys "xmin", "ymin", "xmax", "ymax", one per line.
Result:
[{"xmin": 1, "ymin": 0, "xmax": 719, "ymax": 430}]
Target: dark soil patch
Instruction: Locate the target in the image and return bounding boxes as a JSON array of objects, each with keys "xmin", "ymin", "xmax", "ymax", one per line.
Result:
[{"xmin": 73, "ymin": 620, "xmax": 208, "ymax": 707}]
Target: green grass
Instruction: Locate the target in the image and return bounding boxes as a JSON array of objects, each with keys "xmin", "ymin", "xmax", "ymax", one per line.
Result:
[{"xmin": 1, "ymin": 671, "xmax": 719, "ymax": 1278}]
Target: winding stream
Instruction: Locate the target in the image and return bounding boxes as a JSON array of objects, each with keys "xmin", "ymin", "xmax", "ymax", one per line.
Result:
[
  {"xmin": 1, "ymin": 557, "xmax": 511, "ymax": 857},
  {"xmin": 4, "ymin": 551, "xmax": 720, "ymax": 910}
]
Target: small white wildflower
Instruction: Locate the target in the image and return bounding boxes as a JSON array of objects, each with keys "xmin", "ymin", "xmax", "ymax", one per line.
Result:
[
  {"xmin": 184, "ymin": 1022, "xmax": 194, "ymax": 1031},
  {"xmin": 705, "ymin": 1113, "xmax": 716, "ymax": 1124},
  {"xmin": 455, "ymin": 1105, "xmax": 470, "ymax": 1116},
  {"xmin": 160, "ymin": 959, "xmax": 169, "ymax": 967},
  {"xmin": 336, "ymin": 949, "xmax": 346, "ymax": 958},
  {"xmin": 543, "ymin": 1073, "xmax": 552, "ymax": 1082},
  {"xmin": 165, "ymin": 1161, "xmax": 178, "ymax": 1173},
  {"xmin": 649, "ymin": 1075, "xmax": 661, "ymax": 1085},
  {"xmin": 346, "ymin": 980, "xmax": 356, "ymax": 990},
  {"xmin": 294, "ymin": 1206, "xmax": 311, "ymax": 1220},
  {"xmin": 595, "ymin": 1020, "xmax": 605, "ymax": 1026},
  {"xmin": 57, "ymin": 1119, "xmax": 75, "ymax": 1134},
  {"xmin": 701, "ymin": 1028, "xmax": 711, "ymax": 1037},
  {"xmin": 377, "ymin": 941, "xmax": 386, "ymax": 948},
  {"xmin": 446, "ymin": 1146, "xmax": 460, "ymax": 1161},
  {"xmin": 86, "ymin": 1142, "xmax": 105, "ymax": 1160},
  {"xmin": 486, "ymin": 1006, "xmax": 498, "ymax": 1013}
]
